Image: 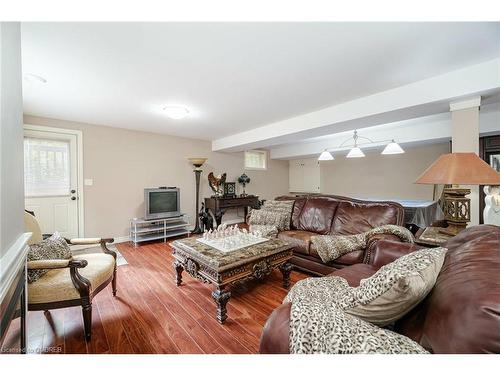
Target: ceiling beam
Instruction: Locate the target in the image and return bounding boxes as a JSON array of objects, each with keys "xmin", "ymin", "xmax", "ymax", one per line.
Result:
[
  {"xmin": 270, "ymin": 101, "xmax": 500, "ymax": 160},
  {"xmin": 212, "ymin": 58, "xmax": 500, "ymax": 152}
]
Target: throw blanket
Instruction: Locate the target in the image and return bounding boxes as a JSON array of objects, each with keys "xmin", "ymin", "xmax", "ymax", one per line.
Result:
[
  {"xmin": 284, "ymin": 276, "xmax": 428, "ymax": 354},
  {"xmin": 248, "ymin": 224, "xmax": 279, "ymax": 238},
  {"xmin": 311, "ymin": 224, "xmax": 414, "ymax": 263},
  {"xmin": 288, "ymin": 298, "xmax": 428, "ymax": 354}
]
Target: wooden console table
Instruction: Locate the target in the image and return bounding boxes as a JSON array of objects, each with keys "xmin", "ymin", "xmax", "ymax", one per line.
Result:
[{"xmin": 204, "ymin": 196, "xmax": 261, "ymax": 227}]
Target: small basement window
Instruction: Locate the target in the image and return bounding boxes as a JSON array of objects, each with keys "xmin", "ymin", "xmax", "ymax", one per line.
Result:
[{"xmin": 244, "ymin": 150, "xmax": 267, "ymax": 170}]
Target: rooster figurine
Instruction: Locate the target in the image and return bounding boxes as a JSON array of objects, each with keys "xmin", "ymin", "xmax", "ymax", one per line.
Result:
[{"xmin": 208, "ymin": 172, "xmax": 226, "ymax": 197}]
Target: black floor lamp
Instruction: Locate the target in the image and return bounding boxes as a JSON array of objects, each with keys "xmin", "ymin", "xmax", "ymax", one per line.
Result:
[{"xmin": 188, "ymin": 158, "xmax": 207, "ymax": 234}]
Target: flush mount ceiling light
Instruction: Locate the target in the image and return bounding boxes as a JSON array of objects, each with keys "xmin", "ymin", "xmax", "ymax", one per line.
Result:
[
  {"xmin": 23, "ymin": 73, "xmax": 47, "ymax": 84},
  {"xmin": 317, "ymin": 130, "xmax": 405, "ymax": 161},
  {"xmin": 162, "ymin": 106, "xmax": 190, "ymax": 120},
  {"xmin": 318, "ymin": 150, "xmax": 334, "ymax": 161}
]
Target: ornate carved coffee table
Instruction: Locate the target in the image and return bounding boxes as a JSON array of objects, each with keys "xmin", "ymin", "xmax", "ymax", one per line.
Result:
[{"xmin": 171, "ymin": 237, "xmax": 293, "ymax": 324}]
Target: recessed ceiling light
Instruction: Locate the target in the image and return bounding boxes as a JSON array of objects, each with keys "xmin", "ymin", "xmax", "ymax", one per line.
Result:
[
  {"xmin": 23, "ymin": 73, "xmax": 47, "ymax": 84},
  {"xmin": 162, "ymin": 106, "xmax": 190, "ymax": 120}
]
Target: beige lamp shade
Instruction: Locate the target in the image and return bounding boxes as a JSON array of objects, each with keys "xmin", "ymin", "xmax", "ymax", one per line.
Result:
[
  {"xmin": 188, "ymin": 158, "xmax": 207, "ymax": 168},
  {"xmin": 415, "ymin": 153, "xmax": 500, "ymax": 185}
]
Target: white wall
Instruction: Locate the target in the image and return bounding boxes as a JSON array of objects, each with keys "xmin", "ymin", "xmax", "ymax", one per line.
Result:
[
  {"xmin": 0, "ymin": 22, "xmax": 24, "ymax": 256},
  {"xmin": 23, "ymin": 115, "xmax": 290, "ymax": 239}
]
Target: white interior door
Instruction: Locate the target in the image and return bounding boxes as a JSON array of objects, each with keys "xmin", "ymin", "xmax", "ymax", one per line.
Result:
[{"xmin": 24, "ymin": 129, "xmax": 80, "ymax": 238}]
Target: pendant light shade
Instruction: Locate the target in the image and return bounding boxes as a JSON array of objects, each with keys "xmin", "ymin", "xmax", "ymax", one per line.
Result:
[
  {"xmin": 318, "ymin": 150, "xmax": 334, "ymax": 161},
  {"xmin": 317, "ymin": 130, "xmax": 403, "ymax": 159},
  {"xmin": 382, "ymin": 140, "xmax": 405, "ymax": 155},
  {"xmin": 346, "ymin": 147, "xmax": 365, "ymax": 158}
]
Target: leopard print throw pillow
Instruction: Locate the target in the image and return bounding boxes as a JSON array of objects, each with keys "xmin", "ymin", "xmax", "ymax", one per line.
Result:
[
  {"xmin": 289, "ymin": 298, "xmax": 428, "ymax": 354},
  {"xmin": 27, "ymin": 232, "xmax": 72, "ymax": 283},
  {"xmin": 248, "ymin": 200, "xmax": 294, "ymax": 231}
]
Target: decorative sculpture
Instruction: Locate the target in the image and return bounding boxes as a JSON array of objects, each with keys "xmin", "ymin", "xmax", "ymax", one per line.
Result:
[
  {"xmin": 199, "ymin": 202, "xmax": 214, "ymax": 231},
  {"xmin": 208, "ymin": 172, "xmax": 226, "ymax": 197},
  {"xmin": 484, "ymin": 186, "xmax": 500, "ymax": 226},
  {"xmin": 238, "ymin": 173, "xmax": 251, "ymax": 197}
]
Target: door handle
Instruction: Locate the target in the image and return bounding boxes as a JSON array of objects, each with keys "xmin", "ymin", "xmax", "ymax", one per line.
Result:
[
  {"xmin": 70, "ymin": 189, "xmax": 76, "ymax": 194},
  {"xmin": 71, "ymin": 196, "xmax": 77, "ymax": 201}
]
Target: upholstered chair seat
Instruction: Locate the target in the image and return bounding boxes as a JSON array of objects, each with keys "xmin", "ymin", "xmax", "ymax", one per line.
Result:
[{"xmin": 28, "ymin": 254, "xmax": 115, "ymax": 305}]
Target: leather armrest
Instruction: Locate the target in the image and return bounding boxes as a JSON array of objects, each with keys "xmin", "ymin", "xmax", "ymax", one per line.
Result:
[
  {"xmin": 366, "ymin": 233, "xmax": 403, "ymax": 248},
  {"xmin": 259, "ymin": 303, "xmax": 291, "ymax": 354},
  {"xmin": 27, "ymin": 259, "xmax": 71, "ymax": 270},
  {"xmin": 364, "ymin": 234, "xmax": 404, "ymax": 264},
  {"xmin": 367, "ymin": 240, "xmax": 424, "ymax": 269}
]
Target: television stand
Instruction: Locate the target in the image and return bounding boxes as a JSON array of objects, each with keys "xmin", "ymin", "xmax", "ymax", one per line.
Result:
[{"xmin": 130, "ymin": 214, "xmax": 190, "ymax": 245}]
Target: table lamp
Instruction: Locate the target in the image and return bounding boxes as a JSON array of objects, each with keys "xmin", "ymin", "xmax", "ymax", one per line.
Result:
[
  {"xmin": 188, "ymin": 158, "xmax": 208, "ymax": 234},
  {"xmin": 415, "ymin": 152, "xmax": 500, "ymax": 235}
]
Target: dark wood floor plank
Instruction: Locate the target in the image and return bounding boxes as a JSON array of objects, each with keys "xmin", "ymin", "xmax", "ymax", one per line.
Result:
[
  {"xmin": 114, "ymin": 266, "xmax": 180, "ymax": 354},
  {"xmin": 127, "ymin": 245, "xmax": 223, "ymax": 353},
  {"xmin": 42, "ymin": 309, "xmax": 65, "ymax": 354},
  {"xmin": 94, "ymin": 290, "xmax": 135, "ymax": 354},
  {"xmin": 109, "ymin": 300, "xmax": 158, "ymax": 353},
  {"xmin": 26, "ymin": 238, "xmax": 309, "ymax": 354},
  {"xmin": 63, "ymin": 306, "xmax": 88, "ymax": 354},
  {"xmin": 26, "ymin": 311, "xmax": 46, "ymax": 354},
  {"xmin": 120, "ymin": 261, "xmax": 203, "ymax": 353},
  {"xmin": 86, "ymin": 297, "xmax": 111, "ymax": 354}
]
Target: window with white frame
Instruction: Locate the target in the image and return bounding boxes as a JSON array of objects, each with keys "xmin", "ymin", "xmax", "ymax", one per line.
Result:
[
  {"xmin": 24, "ymin": 137, "xmax": 71, "ymax": 197},
  {"xmin": 244, "ymin": 150, "xmax": 267, "ymax": 170}
]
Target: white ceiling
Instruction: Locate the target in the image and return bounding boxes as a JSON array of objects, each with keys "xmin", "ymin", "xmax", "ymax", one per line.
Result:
[{"xmin": 22, "ymin": 22, "xmax": 500, "ymax": 141}]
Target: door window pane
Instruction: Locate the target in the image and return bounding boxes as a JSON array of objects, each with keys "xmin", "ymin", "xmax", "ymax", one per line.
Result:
[{"xmin": 24, "ymin": 137, "xmax": 70, "ymax": 196}]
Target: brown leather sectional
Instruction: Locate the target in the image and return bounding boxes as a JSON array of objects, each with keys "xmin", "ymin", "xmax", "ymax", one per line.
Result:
[
  {"xmin": 275, "ymin": 195, "xmax": 405, "ymax": 275},
  {"xmin": 260, "ymin": 225, "xmax": 500, "ymax": 354}
]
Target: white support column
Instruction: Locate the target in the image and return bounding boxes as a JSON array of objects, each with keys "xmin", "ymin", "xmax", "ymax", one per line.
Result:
[{"xmin": 450, "ymin": 96, "xmax": 481, "ymax": 226}]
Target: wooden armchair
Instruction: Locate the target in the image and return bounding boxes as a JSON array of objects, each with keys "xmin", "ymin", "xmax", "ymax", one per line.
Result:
[{"xmin": 24, "ymin": 212, "xmax": 117, "ymax": 342}]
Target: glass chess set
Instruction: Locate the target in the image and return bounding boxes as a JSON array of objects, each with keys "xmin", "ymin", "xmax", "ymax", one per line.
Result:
[{"xmin": 196, "ymin": 223, "xmax": 269, "ymax": 252}]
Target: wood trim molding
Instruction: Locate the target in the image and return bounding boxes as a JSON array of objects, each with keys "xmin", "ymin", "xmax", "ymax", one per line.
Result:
[{"xmin": 0, "ymin": 232, "xmax": 31, "ymax": 304}]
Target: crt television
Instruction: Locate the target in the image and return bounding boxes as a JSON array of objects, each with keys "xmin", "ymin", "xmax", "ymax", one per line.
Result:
[{"xmin": 144, "ymin": 188, "xmax": 181, "ymax": 220}]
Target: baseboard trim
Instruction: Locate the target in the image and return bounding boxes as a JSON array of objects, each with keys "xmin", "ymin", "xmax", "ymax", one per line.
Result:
[
  {"xmin": 0, "ymin": 232, "xmax": 31, "ymax": 304},
  {"xmin": 113, "ymin": 236, "xmax": 131, "ymax": 244}
]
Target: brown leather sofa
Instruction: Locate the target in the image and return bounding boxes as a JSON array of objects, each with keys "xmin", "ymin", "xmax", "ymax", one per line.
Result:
[
  {"xmin": 260, "ymin": 225, "xmax": 500, "ymax": 354},
  {"xmin": 275, "ymin": 195, "xmax": 405, "ymax": 275}
]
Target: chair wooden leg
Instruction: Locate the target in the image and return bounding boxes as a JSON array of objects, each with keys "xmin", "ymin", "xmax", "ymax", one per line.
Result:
[
  {"xmin": 112, "ymin": 266, "xmax": 117, "ymax": 297},
  {"xmin": 82, "ymin": 303, "xmax": 92, "ymax": 342}
]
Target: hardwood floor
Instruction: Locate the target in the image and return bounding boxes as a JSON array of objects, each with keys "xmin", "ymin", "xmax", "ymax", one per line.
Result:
[{"xmin": 24, "ymin": 239, "xmax": 308, "ymax": 354}]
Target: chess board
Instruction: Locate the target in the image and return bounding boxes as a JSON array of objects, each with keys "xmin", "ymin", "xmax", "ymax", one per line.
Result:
[{"xmin": 196, "ymin": 235, "xmax": 269, "ymax": 252}]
